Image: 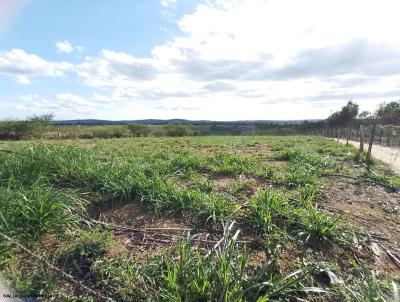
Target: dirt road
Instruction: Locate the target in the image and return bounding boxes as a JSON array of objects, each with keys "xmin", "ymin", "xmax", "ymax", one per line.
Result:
[{"xmin": 338, "ymin": 139, "xmax": 400, "ymax": 174}]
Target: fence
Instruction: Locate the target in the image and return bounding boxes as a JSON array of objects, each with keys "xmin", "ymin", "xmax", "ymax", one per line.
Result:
[{"xmin": 320, "ymin": 124, "xmax": 400, "ymax": 162}]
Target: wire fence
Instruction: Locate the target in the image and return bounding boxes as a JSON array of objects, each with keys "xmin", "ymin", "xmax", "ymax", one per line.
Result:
[
  {"xmin": 321, "ymin": 124, "xmax": 400, "ymax": 148},
  {"xmin": 318, "ymin": 124, "xmax": 400, "ymax": 164}
]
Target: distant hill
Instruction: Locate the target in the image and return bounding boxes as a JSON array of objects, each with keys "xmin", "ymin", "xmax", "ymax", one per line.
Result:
[{"xmin": 53, "ymin": 119, "xmax": 322, "ymax": 126}]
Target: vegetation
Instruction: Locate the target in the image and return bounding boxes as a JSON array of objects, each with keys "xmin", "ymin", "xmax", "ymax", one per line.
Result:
[
  {"xmin": 327, "ymin": 101, "xmax": 359, "ymax": 128},
  {"xmin": 377, "ymin": 101, "xmax": 400, "ymax": 124},
  {"xmin": 0, "ymin": 114, "xmax": 53, "ymax": 140},
  {"xmin": 127, "ymin": 123, "xmax": 151, "ymax": 137},
  {"xmin": 327, "ymin": 99, "xmax": 400, "ymax": 128},
  {"xmin": 0, "ymin": 135, "xmax": 399, "ymax": 301}
]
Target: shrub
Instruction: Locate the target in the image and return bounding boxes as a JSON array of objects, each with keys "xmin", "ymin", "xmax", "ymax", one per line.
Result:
[
  {"xmin": 127, "ymin": 123, "xmax": 151, "ymax": 137},
  {"xmin": 164, "ymin": 124, "xmax": 193, "ymax": 137},
  {"xmin": 0, "ymin": 114, "xmax": 53, "ymax": 140},
  {"xmin": 0, "ymin": 121, "xmax": 34, "ymax": 140}
]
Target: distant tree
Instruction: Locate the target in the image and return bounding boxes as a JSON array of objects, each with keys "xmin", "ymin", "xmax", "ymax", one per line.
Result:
[
  {"xmin": 0, "ymin": 113, "xmax": 54, "ymax": 140},
  {"xmin": 127, "ymin": 124, "xmax": 150, "ymax": 137},
  {"xmin": 358, "ymin": 111, "xmax": 372, "ymax": 120},
  {"xmin": 376, "ymin": 101, "xmax": 400, "ymax": 125},
  {"xmin": 164, "ymin": 124, "xmax": 193, "ymax": 137},
  {"xmin": 28, "ymin": 113, "xmax": 54, "ymax": 137},
  {"xmin": 327, "ymin": 101, "xmax": 359, "ymax": 127},
  {"xmin": 327, "ymin": 111, "xmax": 341, "ymax": 127},
  {"xmin": 27, "ymin": 113, "xmax": 54, "ymax": 124},
  {"xmin": 340, "ymin": 101, "xmax": 359, "ymax": 125}
]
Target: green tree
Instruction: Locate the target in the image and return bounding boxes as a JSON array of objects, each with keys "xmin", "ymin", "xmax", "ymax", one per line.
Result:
[
  {"xmin": 377, "ymin": 101, "xmax": 400, "ymax": 125},
  {"xmin": 327, "ymin": 101, "xmax": 359, "ymax": 127},
  {"xmin": 358, "ymin": 111, "xmax": 372, "ymax": 120}
]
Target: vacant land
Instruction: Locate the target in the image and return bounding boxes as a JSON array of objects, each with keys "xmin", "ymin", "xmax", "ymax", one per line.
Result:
[{"xmin": 0, "ymin": 136, "xmax": 399, "ymax": 301}]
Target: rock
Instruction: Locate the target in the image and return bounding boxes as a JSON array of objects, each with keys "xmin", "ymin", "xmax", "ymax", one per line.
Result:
[{"xmin": 371, "ymin": 242, "xmax": 381, "ymax": 257}]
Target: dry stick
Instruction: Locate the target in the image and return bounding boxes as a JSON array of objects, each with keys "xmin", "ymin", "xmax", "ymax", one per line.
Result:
[
  {"xmin": 359, "ymin": 125, "xmax": 364, "ymax": 152},
  {"xmin": 90, "ymin": 218, "xmax": 192, "ymax": 233},
  {"xmin": 385, "ymin": 250, "xmax": 400, "ymax": 269},
  {"xmin": 0, "ymin": 231, "xmax": 114, "ymax": 302},
  {"xmin": 377, "ymin": 243, "xmax": 400, "ymax": 269},
  {"xmin": 98, "ymin": 219, "xmax": 253, "ymax": 244}
]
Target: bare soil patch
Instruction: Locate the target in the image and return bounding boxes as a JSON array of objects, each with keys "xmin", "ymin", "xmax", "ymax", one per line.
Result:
[
  {"xmin": 233, "ymin": 143, "xmax": 273, "ymax": 156},
  {"xmin": 92, "ymin": 202, "xmax": 191, "ymax": 260},
  {"xmin": 319, "ymin": 177, "xmax": 400, "ymax": 277},
  {"xmin": 213, "ymin": 175, "xmax": 270, "ymax": 199}
]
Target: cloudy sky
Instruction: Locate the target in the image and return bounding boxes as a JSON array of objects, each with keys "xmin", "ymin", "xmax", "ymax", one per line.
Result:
[{"xmin": 1, "ymin": 0, "xmax": 400, "ymax": 121}]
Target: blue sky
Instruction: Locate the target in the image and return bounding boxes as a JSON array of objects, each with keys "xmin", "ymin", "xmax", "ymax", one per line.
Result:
[{"xmin": 1, "ymin": 0, "xmax": 400, "ymax": 120}]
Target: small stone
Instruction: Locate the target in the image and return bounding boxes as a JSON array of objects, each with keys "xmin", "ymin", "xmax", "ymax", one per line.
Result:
[{"xmin": 371, "ymin": 242, "xmax": 381, "ymax": 257}]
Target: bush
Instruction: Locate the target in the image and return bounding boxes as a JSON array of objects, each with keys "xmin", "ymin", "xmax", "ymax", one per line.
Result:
[
  {"xmin": 0, "ymin": 114, "xmax": 53, "ymax": 140},
  {"xmin": 127, "ymin": 123, "xmax": 150, "ymax": 137},
  {"xmin": 91, "ymin": 127, "xmax": 125, "ymax": 138},
  {"xmin": 0, "ymin": 121, "xmax": 33, "ymax": 140},
  {"xmin": 164, "ymin": 124, "xmax": 193, "ymax": 137}
]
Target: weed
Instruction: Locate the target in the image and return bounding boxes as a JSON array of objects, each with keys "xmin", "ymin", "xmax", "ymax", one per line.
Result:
[
  {"xmin": 0, "ymin": 181, "xmax": 84, "ymax": 241},
  {"xmin": 57, "ymin": 229, "xmax": 113, "ymax": 279}
]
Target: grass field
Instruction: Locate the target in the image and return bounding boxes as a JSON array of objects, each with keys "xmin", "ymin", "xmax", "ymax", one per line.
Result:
[{"xmin": 0, "ymin": 135, "xmax": 399, "ymax": 301}]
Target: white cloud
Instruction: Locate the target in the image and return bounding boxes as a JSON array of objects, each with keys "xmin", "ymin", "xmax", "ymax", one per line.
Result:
[
  {"xmin": 14, "ymin": 93, "xmax": 96, "ymax": 118},
  {"xmin": 15, "ymin": 75, "xmax": 31, "ymax": 85},
  {"xmin": 6, "ymin": 0, "xmax": 400, "ymax": 120},
  {"xmin": 160, "ymin": 0, "xmax": 176, "ymax": 8},
  {"xmin": 70, "ymin": 0, "xmax": 400, "ymax": 119},
  {"xmin": 0, "ymin": 49, "xmax": 73, "ymax": 80},
  {"xmin": 56, "ymin": 40, "xmax": 74, "ymax": 53}
]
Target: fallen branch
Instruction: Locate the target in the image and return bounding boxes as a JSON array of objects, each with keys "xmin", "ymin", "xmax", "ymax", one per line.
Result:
[
  {"xmin": 385, "ymin": 249, "xmax": 400, "ymax": 269},
  {"xmin": 99, "ymin": 217, "xmax": 255, "ymax": 246},
  {"xmin": 89, "ymin": 218, "xmax": 193, "ymax": 233},
  {"xmin": 0, "ymin": 231, "xmax": 114, "ymax": 302}
]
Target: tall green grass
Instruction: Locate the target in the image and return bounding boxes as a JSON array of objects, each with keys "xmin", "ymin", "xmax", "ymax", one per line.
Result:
[{"xmin": 0, "ymin": 136, "xmax": 398, "ymax": 301}]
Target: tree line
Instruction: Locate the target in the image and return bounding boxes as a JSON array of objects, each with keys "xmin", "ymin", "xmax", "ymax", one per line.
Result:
[{"xmin": 327, "ymin": 100, "xmax": 400, "ymax": 128}]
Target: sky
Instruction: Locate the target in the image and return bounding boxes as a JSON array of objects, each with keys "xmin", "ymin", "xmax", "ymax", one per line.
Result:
[{"xmin": 1, "ymin": 0, "xmax": 400, "ymax": 121}]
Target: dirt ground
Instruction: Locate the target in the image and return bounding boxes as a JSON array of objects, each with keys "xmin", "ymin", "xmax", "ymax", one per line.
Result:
[
  {"xmin": 320, "ymin": 177, "xmax": 400, "ymax": 277},
  {"xmin": 339, "ymin": 139, "xmax": 400, "ymax": 174}
]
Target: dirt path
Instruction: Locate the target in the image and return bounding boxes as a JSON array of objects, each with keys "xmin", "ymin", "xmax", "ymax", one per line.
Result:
[{"xmin": 338, "ymin": 139, "xmax": 400, "ymax": 174}]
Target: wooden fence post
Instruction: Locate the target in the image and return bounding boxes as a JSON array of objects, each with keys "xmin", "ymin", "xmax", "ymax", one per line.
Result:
[
  {"xmin": 398, "ymin": 127, "xmax": 400, "ymax": 146},
  {"xmin": 367, "ymin": 122, "xmax": 377, "ymax": 164},
  {"xmin": 359, "ymin": 125, "xmax": 364, "ymax": 152},
  {"xmin": 387, "ymin": 126, "xmax": 393, "ymax": 146}
]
